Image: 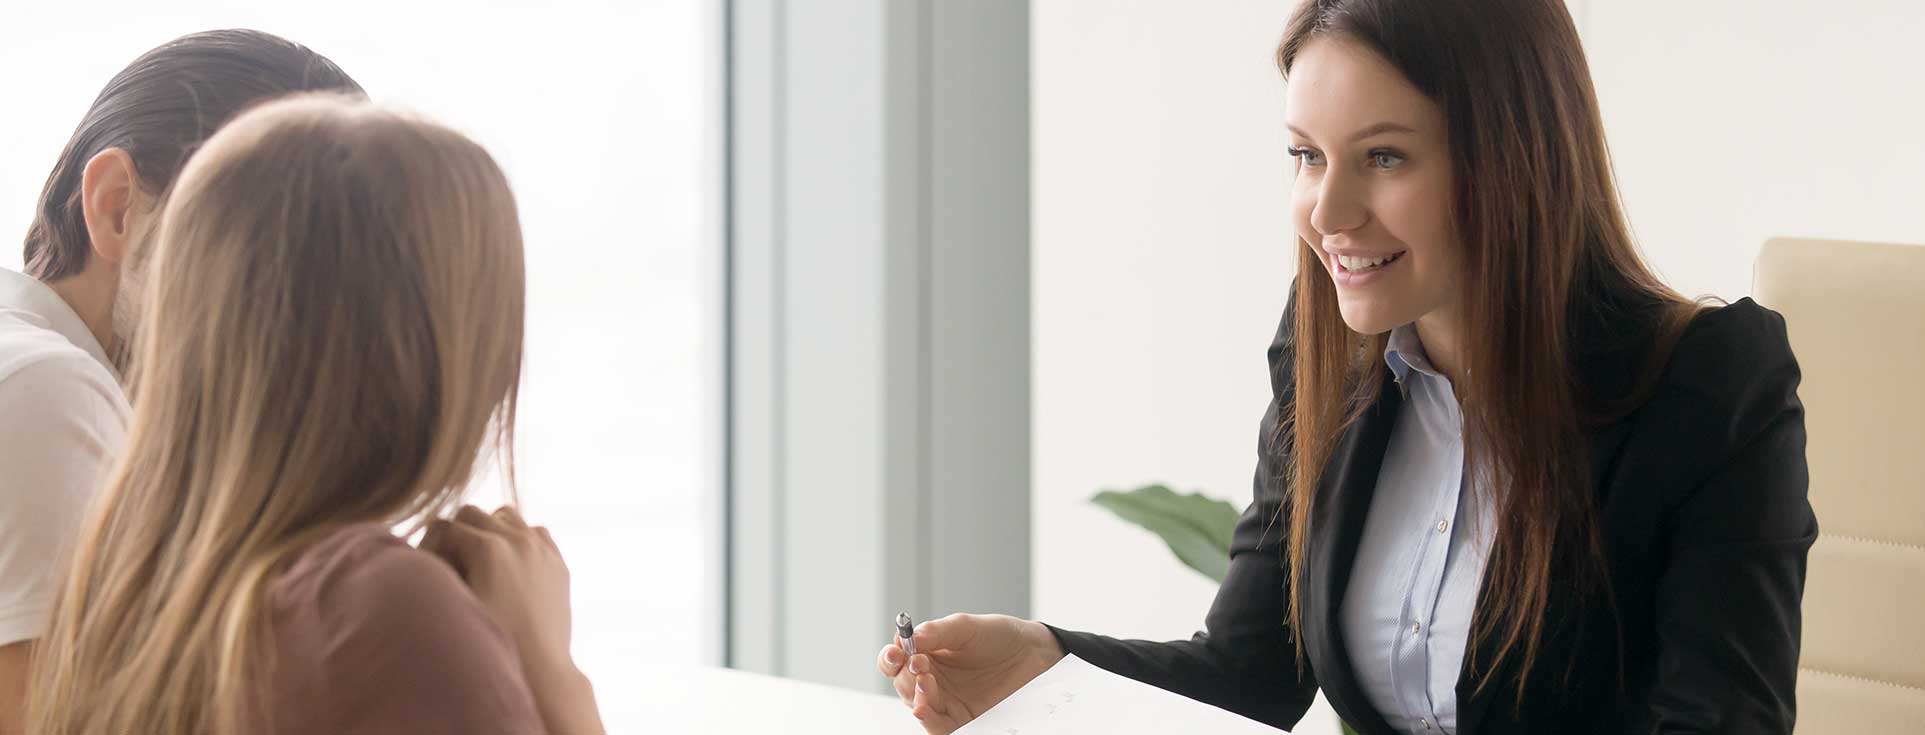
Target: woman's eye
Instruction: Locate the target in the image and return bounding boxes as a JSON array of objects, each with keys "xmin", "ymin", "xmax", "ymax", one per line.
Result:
[
  {"xmin": 1288, "ymin": 146, "xmax": 1326, "ymax": 166},
  {"xmin": 1369, "ymin": 150, "xmax": 1406, "ymax": 169}
]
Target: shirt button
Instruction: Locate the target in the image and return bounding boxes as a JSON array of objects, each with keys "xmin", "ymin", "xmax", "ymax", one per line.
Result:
[
  {"xmin": 1436, "ymin": 519, "xmax": 1449, "ymax": 534},
  {"xmin": 1411, "ymin": 622, "xmax": 1422, "ymax": 634},
  {"xmin": 1423, "ymin": 719, "xmax": 1433, "ymax": 730}
]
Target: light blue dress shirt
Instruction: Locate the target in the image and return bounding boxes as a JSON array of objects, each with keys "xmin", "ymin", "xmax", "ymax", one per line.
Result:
[{"xmin": 1339, "ymin": 324, "xmax": 1496, "ymax": 735}]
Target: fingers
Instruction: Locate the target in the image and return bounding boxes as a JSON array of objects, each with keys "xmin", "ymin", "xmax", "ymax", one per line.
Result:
[
  {"xmin": 420, "ymin": 519, "xmax": 485, "ymax": 578},
  {"xmin": 493, "ymin": 505, "xmax": 530, "ymax": 530},
  {"xmin": 891, "ymin": 663, "xmax": 915, "ymax": 705},
  {"xmin": 893, "ymin": 670, "xmax": 915, "ymax": 707},
  {"xmin": 419, "ymin": 518, "xmax": 449, "ymax": 555},
  {"xmin": 455, "ymin": 504, "xmax": 508, "ymax": 533},
  {"xmin": 911, "ymin": 669, "xmax": 961, "ymax": 734},
  {"xmin": 885, "ymin": 623, "xmax": 971, "ymax": 733},
  {"xmin": 880, "ymin": 642, "xmax": 916, "ymax": 706},
  {"xmin": 452, "ymin": 504, "xmax": 548, "ymax": 550}
]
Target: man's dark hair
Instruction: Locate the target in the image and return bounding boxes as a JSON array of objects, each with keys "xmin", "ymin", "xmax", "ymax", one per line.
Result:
[{"xmin": 23, "ymin": 29, "xmax": 363, "ymax": 280}]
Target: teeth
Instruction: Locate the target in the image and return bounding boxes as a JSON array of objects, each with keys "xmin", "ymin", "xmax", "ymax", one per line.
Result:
[{"xmin": 1339, "ymin": 254, "xmax": 1393, "ymax": 271}]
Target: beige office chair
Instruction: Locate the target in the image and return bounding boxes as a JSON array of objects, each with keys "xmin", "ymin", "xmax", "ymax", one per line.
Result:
[{"xmin": 1752, "ymin": 237, "xmax": 1925, "ymax": 732}]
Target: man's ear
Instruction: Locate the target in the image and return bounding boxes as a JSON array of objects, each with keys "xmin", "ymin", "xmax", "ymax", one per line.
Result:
[{"xmin": 80, "ymin": 148, "xmax": 142, "ymax": 266}]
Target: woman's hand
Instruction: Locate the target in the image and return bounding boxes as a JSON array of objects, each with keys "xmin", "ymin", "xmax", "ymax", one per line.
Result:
[
  {"xmin": 876, "ymin": 613, "xmax": 1066, "ymax": 734},
  {"xmin": 422, "ymin": 505, "xmax": 604, "ymax": 735}
]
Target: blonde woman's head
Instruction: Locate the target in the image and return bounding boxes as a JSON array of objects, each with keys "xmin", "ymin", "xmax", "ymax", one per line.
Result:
[
  {"xmin": 136, "ymin": 92, "xmax": 525, "ymax": 523},
  {"xmin": 32, "ymin": 93, "xmax": 525, "ymax": 734}
]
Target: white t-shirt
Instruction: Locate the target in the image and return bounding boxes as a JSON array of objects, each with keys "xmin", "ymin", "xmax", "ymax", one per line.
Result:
[{"xmin": 0, "ymin": 268, "xmax": 129, "ymax": 645}]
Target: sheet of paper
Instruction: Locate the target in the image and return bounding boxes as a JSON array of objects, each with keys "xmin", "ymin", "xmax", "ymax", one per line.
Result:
[{"xmin": 955, "ymin": 654, "xmax": 1291, "ymax": 734}]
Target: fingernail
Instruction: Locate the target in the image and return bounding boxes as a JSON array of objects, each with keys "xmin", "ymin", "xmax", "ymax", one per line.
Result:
[{"xmin": 909, "ymin": 658, "xmax": 923, "ymax": 674}]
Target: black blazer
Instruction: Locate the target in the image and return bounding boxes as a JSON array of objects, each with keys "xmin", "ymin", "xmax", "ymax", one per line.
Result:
[{"xmin": 1050, "ymin": 291, "xmax": 1816, "ymax": 734}]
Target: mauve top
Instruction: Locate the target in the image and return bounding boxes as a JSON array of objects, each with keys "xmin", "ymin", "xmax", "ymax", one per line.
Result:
[{"xmin": 249, "ymin": 522, "xmax": 547, "ymax": 734}]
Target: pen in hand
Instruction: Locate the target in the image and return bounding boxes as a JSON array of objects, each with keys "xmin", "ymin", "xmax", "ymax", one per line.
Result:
[{"xmin": 896, "ymin": 612, "xmax": 917, "ymax": 658}]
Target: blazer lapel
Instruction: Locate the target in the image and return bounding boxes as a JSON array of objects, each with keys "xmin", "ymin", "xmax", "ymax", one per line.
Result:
[
  {"xmin": 1304, "ymin": 375, "xmax": 1403, "ymax": 735},
  {"xmin": 1443, "ymin": 295, "xmax": 1658, "ymax": 733}
]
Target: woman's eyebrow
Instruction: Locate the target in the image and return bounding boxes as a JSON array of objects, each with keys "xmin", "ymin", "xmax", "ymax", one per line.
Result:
[
  {"xmin": 1285, "ymin": 121, "xmax": 1418, "ymax": 142},
  {"xmin": 1348, "ymin": 121, "xmax": 1416, "ymax": 142}
]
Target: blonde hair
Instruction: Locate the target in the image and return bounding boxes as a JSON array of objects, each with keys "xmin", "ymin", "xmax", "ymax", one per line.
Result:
[{"xmin": 28, "ymin": 93, "xmax": 526, "ymax": 734}]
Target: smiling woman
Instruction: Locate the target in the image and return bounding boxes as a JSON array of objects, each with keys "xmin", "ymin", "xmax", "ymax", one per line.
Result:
[
  {"xmin": 880, "ymin": 1, "xmax": 1813, "ymax": 734},
  {"xmin": 1274, "ymin": 11, "xmax": 1677, "ymax": 700},
  {"xmin": 1268, "ymin": 3, "xmax": 1809, "ymax": 731}
]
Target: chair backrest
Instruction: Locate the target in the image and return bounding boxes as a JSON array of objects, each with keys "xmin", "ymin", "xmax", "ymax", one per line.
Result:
[{"xmin": 1751, "ymin": 236, "xmax": 1925, "ymax": 732}]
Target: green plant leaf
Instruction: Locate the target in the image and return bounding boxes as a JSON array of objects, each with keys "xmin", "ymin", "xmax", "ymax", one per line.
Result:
[{"xmin": 1090, "ymin": 484, "xmax": 1240, "ymax": 583}]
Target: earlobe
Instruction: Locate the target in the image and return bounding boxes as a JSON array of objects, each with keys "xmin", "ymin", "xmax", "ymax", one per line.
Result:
[{"xmin": 80, "ymin": 148, "xmax": 141, "ymax": 266}]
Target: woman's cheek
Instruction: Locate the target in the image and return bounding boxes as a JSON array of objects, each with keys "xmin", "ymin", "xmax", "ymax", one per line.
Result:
[{"xmin": 1379, "ymin": 180, "xmax": 1449, "ymax": 250}]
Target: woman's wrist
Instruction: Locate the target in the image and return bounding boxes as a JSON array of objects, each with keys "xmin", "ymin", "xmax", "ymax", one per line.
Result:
[{"xmin": 1026, "ymin": 620, "xmax": 1067, "ymax": 666}]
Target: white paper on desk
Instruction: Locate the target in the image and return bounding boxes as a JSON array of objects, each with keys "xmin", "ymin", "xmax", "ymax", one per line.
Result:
[{"xmin": 955, "ymin": 654, "xmax": 1289, "ymax": 734}]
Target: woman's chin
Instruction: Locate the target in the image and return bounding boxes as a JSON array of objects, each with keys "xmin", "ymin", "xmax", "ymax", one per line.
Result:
[{"xmin": 1335, "ymin": 300, "xmax": 1404, "ymax": 336}]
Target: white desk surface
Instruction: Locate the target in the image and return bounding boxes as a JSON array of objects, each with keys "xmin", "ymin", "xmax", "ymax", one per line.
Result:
[
  {"xmin": 592, "ymin": 664, "xmax": 1340, "ymax": 734},
  {"xmin": 599, "ymin": 665, "xmax": 913, "ymax": 734}
]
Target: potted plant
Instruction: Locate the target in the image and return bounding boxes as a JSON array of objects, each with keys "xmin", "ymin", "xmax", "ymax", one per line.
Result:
[{"xmin": 1093, "ymin": 484, "xmax": 1361, "ymax": 735}]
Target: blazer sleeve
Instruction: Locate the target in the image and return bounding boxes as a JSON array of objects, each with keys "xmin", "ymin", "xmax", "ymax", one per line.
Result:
[
  {"xmin": 1645, "ymin": 302, "xmax": 1816, "ymax": 734},
  {"xmin": 1045, "ymin": 285, "xmax": 1318, "ymax": 729}
]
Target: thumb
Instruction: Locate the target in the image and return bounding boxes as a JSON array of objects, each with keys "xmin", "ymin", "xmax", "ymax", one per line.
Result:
[{"xmin": 911, "ymin": 613, "xmax": 978, "ymax": 656}]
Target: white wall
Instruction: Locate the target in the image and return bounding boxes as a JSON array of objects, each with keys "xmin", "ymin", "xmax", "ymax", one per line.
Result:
[
  {"xmin": 1581, "ymin": 0, "xmax": 1925, "ymax": 299},
  {"xmin": 1032, "ymin": 1, "xmax": 1923, "ymax": 733},
  {"xmin": 1030, "ymin": 0, "xmax": 1338, "ymax": 730}
]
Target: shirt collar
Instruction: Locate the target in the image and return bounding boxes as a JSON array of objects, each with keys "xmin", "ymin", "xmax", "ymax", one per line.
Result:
[
  {"xmin": 1383, "ymin": 322, "xmax": 1444, "ymax": 384},
  {"xmin": 0, "ymin": 268, "xmax": 119, "ymax": 379}
]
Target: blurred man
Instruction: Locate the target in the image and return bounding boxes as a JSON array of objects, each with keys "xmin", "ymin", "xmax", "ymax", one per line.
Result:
[{"xmin": 0, "ymin": 29, "xmax": 361, "ymax": 726}]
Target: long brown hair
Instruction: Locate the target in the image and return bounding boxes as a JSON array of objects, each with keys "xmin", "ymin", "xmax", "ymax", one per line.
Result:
[
  {"xmin": 23, "ymin": 29, "xmax": 360, "ymax": 282},
  {"xmin": 28, "ymin": 94, "xmax": 525, "ymax": 734},
  {"xmin": 1274, "ymin": 0, "xmax": 1700, "ymax": 696}
]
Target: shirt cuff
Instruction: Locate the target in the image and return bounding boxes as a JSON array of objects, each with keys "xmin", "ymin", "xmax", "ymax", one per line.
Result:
[{"xmin": 0, "ymin": 601, "xmax": 50, "ymax": 646}]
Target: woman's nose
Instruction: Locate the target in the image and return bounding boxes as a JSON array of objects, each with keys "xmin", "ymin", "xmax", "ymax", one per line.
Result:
[{"xmin": 1309, "ymin": 169, "xmax": 1368, "ymax": 236}]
